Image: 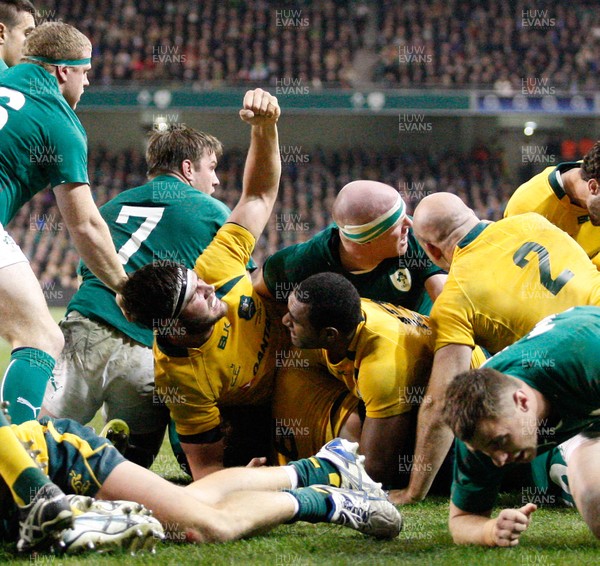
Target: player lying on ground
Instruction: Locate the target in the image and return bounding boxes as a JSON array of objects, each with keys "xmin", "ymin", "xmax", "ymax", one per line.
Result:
[
  {"xmin": 0, "ymin": 414, "xmax": 402, "ymax": 554},
  {"xmin": 443, "ymin": 306, "xmax": 600, "ymax": 546}
]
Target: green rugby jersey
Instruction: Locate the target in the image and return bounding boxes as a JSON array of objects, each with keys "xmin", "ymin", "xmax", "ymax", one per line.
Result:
[
  {"xmin": 452, "ymin": 306, "xmax": 600, "ymax": 513},
  {"xmin": 68, "ymin": 176, "xmax": 233, "ymax": 347},
  {"xmin": 262, "ymin": 223, "xmax": 443, "ymax": 315},
  {"xmin": 0, "ymin": 64, "xmax": 89, "ymax": 224},
  {"xmin": 0, "ymin": 59, "xmax": 8, "ymax": 73}
]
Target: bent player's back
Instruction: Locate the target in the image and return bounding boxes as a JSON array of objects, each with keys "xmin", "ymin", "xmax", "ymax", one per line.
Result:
[{"xmin": 432, "ymin": 213, "xmax": 600, "ymax": 354}]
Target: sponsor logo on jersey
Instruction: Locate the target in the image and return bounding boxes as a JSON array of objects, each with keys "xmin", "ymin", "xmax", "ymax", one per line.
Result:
[
  {"xmin": 390, "ymin": 268, "xmax": 412, "ymax": 292},
  {"xmin": 238, "ymin": 295, "xmax": 257, "ymax": 320}
]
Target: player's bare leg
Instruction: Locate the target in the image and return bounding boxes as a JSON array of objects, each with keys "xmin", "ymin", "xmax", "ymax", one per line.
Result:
[
  {"xmin": 97, "ymin": 461, "xmax": 295, "ymax": 542},
  {"xmin": 564, "ymin": 433, "xmax": 600, "ymax": 538},
  {"xmin": 0, "ymin": 262, "xmax": 64, "ymax": 424}
]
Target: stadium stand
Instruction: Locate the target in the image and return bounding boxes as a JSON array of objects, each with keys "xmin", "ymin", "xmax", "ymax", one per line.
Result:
[{"xmin": 36, "ymin": 0, "xmax": 600, "ymax": 89}]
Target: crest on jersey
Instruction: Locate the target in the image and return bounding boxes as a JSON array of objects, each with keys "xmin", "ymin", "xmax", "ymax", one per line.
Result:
[
  {"xmin": 390, "ymin": 268, "xmax": 412, "ymax": 292},
  {"xmin": 238, "ymin": 295, "xmax": 257, "ymax": 320}
]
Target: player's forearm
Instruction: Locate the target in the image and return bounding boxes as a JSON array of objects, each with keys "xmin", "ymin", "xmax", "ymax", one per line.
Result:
[
  {"xmin": 404, "ymin": 401, "xmax": 454, "ymax": 501},
  {"xmin": 68, "ymin": 215, "xmax": 127, "ymax": 293},
  {"xmin": 243, "ymin": 122, "xmax": 281, "ymax": 204},
  {"xmin": 450, "ymin": 512, "xmax": 497, "ymax": 546}
]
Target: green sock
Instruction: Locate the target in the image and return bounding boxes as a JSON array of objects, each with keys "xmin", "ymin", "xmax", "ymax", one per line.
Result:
[
  {"xmin": 289, "ymin": 486, "xmax": 332, "ymax": 523},
  {"xmin": 1, "ymin": 348, "xmax": 55, "ymax": 424},
  {"xmin": 288, "ymin": 456, "xmax": 341, "ymax": 488}
]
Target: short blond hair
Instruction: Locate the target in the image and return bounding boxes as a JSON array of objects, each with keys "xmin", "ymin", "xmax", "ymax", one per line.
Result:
[{"xmin": 22, "ymin": 22, "xmax": 91, "ymax": 71}]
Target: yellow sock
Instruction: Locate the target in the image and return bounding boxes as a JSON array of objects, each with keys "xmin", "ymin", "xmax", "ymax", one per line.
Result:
[{"xmin": 0, "ymin": 426, "xmax": 50, "ymax": 506}]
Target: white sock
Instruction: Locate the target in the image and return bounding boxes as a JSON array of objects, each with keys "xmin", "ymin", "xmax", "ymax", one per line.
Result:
[{"xmin": 282, "ymin": 465, "xmax": 299, "ymax": 489}]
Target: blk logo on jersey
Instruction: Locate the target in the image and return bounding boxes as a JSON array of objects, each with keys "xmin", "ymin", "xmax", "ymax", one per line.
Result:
[
  {"xmin": 390, "ymin": 268, "xmax": 412, "ymax": 292},
  {"xmin": 238, "ymin": 295, "xmax": 257, "ymax": 320}
]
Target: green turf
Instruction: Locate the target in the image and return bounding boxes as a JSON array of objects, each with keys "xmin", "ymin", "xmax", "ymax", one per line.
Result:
[{"xmin": 0, "ymin": 309, "xmax": 598, "ymax": 563}]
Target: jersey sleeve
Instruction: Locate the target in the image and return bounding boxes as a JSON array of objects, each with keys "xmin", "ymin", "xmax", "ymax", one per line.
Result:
[
  {"xmin": 195, "ymin": 223, "xmax": 255, "ymax": 289},
  {"xmin": 154, "ymin": 350, "xmax": 223, "ymax": 437},
  {"xmin": 45, "ymin": 121, "xmax": 89, "ymax": 187},
  {"xmin": 430, "ymin": 284, "xmax": 476, "ymax": 350},
  {"xmin": 451, "ymin": 439, "xmax": 505, "ymax": 513}
]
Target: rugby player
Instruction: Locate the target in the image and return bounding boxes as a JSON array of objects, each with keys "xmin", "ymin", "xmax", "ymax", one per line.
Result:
[
  {"xmin": 0, "ymin": 21, "xmax": 127, "ymax": 551},
  {"xmin": 41, "ymin": 126, "xmax": 238, "ymax": 469},
  {"xmin": 393, "ymin": 192, "xmax": 600, "ymax": 505},
  {"xmin": 120, "ymin": 88, "xmax": 285, "ymax": 479},
  {"xmin": 254, "ymin": 180, "xmax": 445, "ymax": 315},
  {"xmin": 505, "ymin": 140, "xmax": 600, "ymax": 268},
  {"xmin": 0, "ymin": 414, "xmax": 401, "ymax": 551},
  {"xmin": 277, "ymin": 272, "xmax": 485, "ymax": 488},
  {"xmin": 0, "ymin": 0, "xmax": 35, "ymax": 71},
  {"xmin": 444, "ymin": 307, "xmax": 600, "ymax": 546}
]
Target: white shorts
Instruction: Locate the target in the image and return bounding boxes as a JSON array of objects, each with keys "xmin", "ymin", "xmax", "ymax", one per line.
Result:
[
  {"xmin": 558, "ymin": 430, "xmax": 600, "ymax": 464},
  {"xmin": 0, "ymin": 222, "xmax": 29, "ymax": 269},
  {"xmin": 42, "ymin": 311, "xmax": 168, "ymax": 435}
]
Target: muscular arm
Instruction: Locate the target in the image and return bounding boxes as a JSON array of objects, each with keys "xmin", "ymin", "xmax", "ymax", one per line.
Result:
[
  {"xmin": 181, "ymin": 439, "xmax": 225, "ymax": 480},
  {"xmin": 360, "ymin": 413, "xmax": 412, "ymax": 487},
  {"xmin": 424, "ymin": 273, "xmax": 447, "ymax": 302},
  {"xmin": 228, "ymin": 89, "xmax": 281, "ymax": 240},
  {"xmin": 395, "ymin": 343, "xmax": 473, "ymax": 503},
  {"xmin": 449, "ymin": 501, "xmax": 537, "ymax": 546},
  {"xmin": 53, "ymin": 182, "xmax": 128, "ymax": 293}
]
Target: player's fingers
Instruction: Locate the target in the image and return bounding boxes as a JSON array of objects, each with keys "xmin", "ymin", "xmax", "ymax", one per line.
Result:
[
  {"xmin": 242, "ymin": 89, "xmax": 257, "ymax": 111},
  {"xmin": 239, "ymin": 108, "xmax": 255, "ymax": 121},
  {"xmin": 268, "ymin": 97, "xmax": 280, "ymax": 119},
  {"xmin": 512, "ymin": 521, "xmax": 528, "ymax": 533},
  {"xmin": 520, "ymin": 503, "xmax": 538, "ymax": 517}
]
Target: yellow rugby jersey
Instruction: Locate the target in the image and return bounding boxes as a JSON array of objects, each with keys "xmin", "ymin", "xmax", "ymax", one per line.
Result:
[
  {"xmin": 432, "ymin": 213, "xmax": 600, "ymax": 354},
  {"xmin": 504, "ymin": 162, "xmax": 600, "ymax": 269},
  {"xmin": 153, "ymin": 223, "xmax": 287, "ymax": 436},
  {"xmin": 315, "ymin": 300, "xmax": 434, "ymax": 419}
]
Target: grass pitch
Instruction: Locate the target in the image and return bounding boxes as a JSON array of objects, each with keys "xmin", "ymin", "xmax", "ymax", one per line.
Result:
[{"xmin": 0, "ymin": 309, "xmax": 598, "ymax": 564}]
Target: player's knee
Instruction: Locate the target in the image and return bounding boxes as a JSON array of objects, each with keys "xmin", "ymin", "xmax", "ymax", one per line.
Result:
[
  {"xmin": 575, "ymin": 487, "xmax": 600, "ymax": 538},
  {"xmin": 17, "ymin": 320, "xmax": 64, "ymax": 358},
  {"xmin": 185, "ymin": 519, "xmax": 235, "ymax": 543}
]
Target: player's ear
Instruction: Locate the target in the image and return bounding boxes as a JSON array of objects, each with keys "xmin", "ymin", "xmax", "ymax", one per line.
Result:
[
  {"xmin": 425, "ymin": 242, "xmax": 443, "ymax": 261},
  {"xmin": 588, "ymin": 178, "xmax": 599, "ymax": 195},
  {"xmin": 322, "ymin": 326, "xmax": 339, "ymax": 344},
  {"xmin": 514, "ymin": 389, "xmax": 529, "ymax": 412},
  {"xmin": 0, "ymin": 23, "xmax": 6, "ymax": 42},
  {"xmin": 180, "ymin": 159, "xmax": 194, "ymax": 183},
  {"xmin": 54, "ymin": 65, "xmax": 69, "ymax": 84}
]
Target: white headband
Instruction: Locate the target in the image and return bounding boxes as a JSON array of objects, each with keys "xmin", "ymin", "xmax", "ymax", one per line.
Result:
[
  {"xmin": 339, "ymin": 194, "xmax": 406, "ymax": 244},
  {"xmin": 172, "ymin": 268, "xmax": 196, "ymax": 318}
]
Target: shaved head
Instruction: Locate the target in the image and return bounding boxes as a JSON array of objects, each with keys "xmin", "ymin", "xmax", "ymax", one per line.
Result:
[
  {"xmin": 333, "ymin": 180, "xmax": 401, "ymax": 226},
  {"xmin": 413, "ymin": 193, "xmax": 477, "ymax": 246}
]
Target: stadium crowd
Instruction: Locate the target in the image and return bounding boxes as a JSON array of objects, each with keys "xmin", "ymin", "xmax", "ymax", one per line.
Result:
[{"xmin": 28, "ymin": 0, "xmax": 600, "ymax": 90}]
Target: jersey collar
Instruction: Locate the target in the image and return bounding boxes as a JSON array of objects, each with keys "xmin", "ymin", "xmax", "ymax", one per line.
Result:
[
  {"xmin": 457, "ymin": 221, "xmax": 491, "ymax": 249},
  {"xmin": 547, "ymin": 162, "xmax": 582, "ymax": 200}
]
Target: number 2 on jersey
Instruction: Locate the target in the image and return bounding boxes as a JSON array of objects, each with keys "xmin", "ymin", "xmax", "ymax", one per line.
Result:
[
  {"xmin": 116, "ymin": 206, "xmax": 165, "ymax": 264},
  {"xmin": 513, "ymin": 242, "xmax": 574, "ymax": 295}
]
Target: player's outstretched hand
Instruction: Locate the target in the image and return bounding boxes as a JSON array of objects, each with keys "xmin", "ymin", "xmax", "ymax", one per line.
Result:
[
  {"xmin": 491, "ymin": 503, "xmax": 537, "ymax": 547},
  {"xmin": 239, "ymin": 88, "xmax": 280, "ymax": 125}
]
